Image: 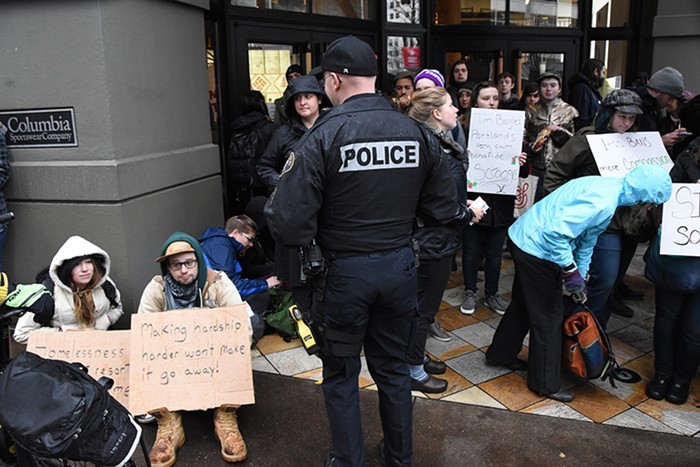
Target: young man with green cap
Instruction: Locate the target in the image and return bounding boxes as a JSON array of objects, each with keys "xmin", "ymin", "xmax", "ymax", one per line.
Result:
[{"xmin": 138, "ymin": 232, "xmax": 254, "ymax": 466}]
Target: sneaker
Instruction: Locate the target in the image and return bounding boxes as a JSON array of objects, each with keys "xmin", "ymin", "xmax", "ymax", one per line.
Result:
[
  {"xmin": 460, "ymin": 290, "xmax": 477, "ymax": 315},
  {"xmin": 485, "ymin": 294, "xmax": 507, "ymax": 315},
  {"xmin": 428, "ymin": 321, "xmax": 452, "ymax": 342}
]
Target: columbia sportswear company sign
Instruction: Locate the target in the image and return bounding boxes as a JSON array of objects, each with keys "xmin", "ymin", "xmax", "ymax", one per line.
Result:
[{"xmin": 0, "ymin": 108, "xmax": 78, "ymax": 148}]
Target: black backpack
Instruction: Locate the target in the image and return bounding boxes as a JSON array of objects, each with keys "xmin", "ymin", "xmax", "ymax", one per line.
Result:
[
  {"xmin": 0, "ymin": 352, "xmax": 142, "ymax": 466},
  {"xmin": 227, "ymin": 120, "xmax": 271, "ymax": 203}
]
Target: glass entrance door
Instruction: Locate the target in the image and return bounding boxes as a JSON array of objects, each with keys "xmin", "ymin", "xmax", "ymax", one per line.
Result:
[{"xmin": 247, "ymin": 42, "xmax": 307, "ymax": 120}]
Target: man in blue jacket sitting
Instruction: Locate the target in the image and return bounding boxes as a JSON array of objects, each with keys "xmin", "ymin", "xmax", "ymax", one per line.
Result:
[{"xmin": 199, "ymin": 215, "xmax": 281, "ymax": 322}]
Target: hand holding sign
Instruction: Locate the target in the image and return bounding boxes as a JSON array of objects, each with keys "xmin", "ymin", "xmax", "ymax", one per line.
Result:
[{"xmin": 466, "ymin": 108, "xmax": 525, "ymax": 195}]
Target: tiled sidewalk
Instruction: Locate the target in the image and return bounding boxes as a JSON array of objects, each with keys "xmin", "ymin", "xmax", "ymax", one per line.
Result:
[{"xmin": 252, "ymin": 249, "xmax": 700, "ymax": 438}]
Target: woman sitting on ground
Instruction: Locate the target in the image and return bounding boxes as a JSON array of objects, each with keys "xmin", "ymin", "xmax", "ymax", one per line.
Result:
[{"xmin": 14, "ymin": 235, "xmax": 123, "ymax": 343}]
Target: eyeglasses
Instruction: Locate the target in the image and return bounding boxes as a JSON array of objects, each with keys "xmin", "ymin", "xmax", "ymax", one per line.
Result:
[
  {"xmin": 321, "ymin": 73, "xmax": 341, "ymax": 88},
  {"xmin": 168, "ymin": 259, "xmax": 197, "ymax": 271},
  {"xmin": 241, "ymin": 232, "xmax": 256, "ymax": 243}
]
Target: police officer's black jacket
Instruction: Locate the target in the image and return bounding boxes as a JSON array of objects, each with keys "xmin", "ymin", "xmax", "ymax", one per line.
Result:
[{"xmin": 264, "ymin": 93, "xmax": 471, "ymax": 255}]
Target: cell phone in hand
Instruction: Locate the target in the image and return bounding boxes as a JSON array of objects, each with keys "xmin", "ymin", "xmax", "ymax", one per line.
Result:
[{"xmin": 677, "ymin": 131, "xmax": 693, "ymax": 138}]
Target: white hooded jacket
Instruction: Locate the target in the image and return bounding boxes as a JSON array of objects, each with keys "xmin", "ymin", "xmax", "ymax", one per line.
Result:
[{"xmin": 13, "ymin": 236, "xmax": 123, "ymax": 343}]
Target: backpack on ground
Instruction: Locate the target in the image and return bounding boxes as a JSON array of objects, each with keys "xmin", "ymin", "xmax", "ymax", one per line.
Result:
[
  {"xmin": 562, "ymin": 302, "xmax": 641, "ymax": 387},
  {"xmin": 262, "ymin": 288, "xmax": 297, "ymax": 339},
  {"xmin": 0, "ymin": 351, "xmax": 142, "ymax": 466}
]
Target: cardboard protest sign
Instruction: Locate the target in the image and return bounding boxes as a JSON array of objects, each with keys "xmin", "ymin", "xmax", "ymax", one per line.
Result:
[
  {"xmin": 660, "ymin": 183, "xmax": 700, "ymax": 257},
  {"xmin": 128, "ymin": 306, "xmax": 253, "ymax": 415},
  {"xmin": 27, "ymin": 330, "xmax": 131, "ymax": 409},
  {"xmin": 466, "ymin": 108, "xmax": 525, "ymax": 195},
  {"xmin": 586, "ymin": 131, "xmax": 673, "ymax": 177}
]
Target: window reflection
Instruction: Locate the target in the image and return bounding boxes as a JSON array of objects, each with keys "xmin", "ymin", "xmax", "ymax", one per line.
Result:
[
  {"xmin": 387, "ymin": 36, "xmax": 421, "ymax": 75},
  {"xmin": 313, "ymin": 0, "xmax": 373, "ymax": 19},
  {"xmin": 590, "ymin": 40, "xmax": 628, "ymax": 94},
  {"xmin": 435, "ymin": 0, "xmax": 579, "ymax": 27},
  {"xmin": 435, "ymin": 0, "xmax": 506, "ymax": 25},
  {"xmin": 591, "ymin": 0, "xmax": 630, "ymax": 28},
  {"xmin": 231, "ymin": 0, "xmax": 307, "ymax": 13},
  {"xmin": 387, "ymin": 0, "xmax": 421, "ymax": 24},
  {"xmin": 519, "ymin": 52, "xmax": 565, "ymax": 85},
  {"xmin": 510, "ymin": 0, "xmax": 578, "ymax": 27}
]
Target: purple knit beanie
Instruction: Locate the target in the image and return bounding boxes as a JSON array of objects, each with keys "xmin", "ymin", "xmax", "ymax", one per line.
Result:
[{"xmin": 414, "ymin": 69, "xmax": 445, "ymax": 88}]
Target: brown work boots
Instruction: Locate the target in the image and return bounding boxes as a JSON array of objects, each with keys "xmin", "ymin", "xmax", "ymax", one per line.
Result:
[
  {"xmin": 148, "ymin": 408, "xmax": 186, "ymax": 467},
  {"xmin": 213, "ymin": 404, "xmax": 248, "ymax": 462},
  {"xmin": 147, "ymin": 405, "xmax": 247, "ymax": 465}
]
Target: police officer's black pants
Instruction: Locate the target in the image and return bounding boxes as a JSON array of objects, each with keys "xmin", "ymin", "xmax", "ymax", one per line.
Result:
[
  {"xmin": 486, "ymin": 238, "xmax": 564, "ymax": 395},
  {"xmin": 314, "ymin": 247, "xmax": 417, "ymax": 467}
]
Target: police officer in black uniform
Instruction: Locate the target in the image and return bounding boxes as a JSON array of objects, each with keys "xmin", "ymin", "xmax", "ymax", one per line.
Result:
[{"xmin": 265, "ymin": 36, "xmax": 476, "ymax": 467}]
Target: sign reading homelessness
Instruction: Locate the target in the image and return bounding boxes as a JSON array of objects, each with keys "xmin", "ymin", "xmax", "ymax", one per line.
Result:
[
  {"xmin": 128, "ymin": 306, "xmax": 254, "ymax": 415},
  {"xmin": 0, "ymin": 108, "xmax": 78, "ymax": 148},
  {"xmin": 27, "ymin": 330, "xmax": 131, "ymax": 409},
  {"xmin": 660, "ymin": 183, "xmax": 700, "ymax": 257},
  {"xmin": 586, "ymin": 131, "xmax": 673, "ymax": 177},
  {"xmin": 466, "ymin": 108, "xmax": 525, "ymax": 195}
]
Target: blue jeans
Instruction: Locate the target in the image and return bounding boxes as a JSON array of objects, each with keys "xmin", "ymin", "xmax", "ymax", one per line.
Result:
[
  {"xmin": 653, "ymin": 286, "xmax": 700, "ymax": 382},
  {"xmin": 462, "ymin": 225, "xmax": 508, "ymax": 297},
  {"xmin": 587, "ymin": 232, "xmax": 637, "ymax": 328},
  {"xmin": 312, "ymin": 247, "xmax": 417, "ymax": 467}
]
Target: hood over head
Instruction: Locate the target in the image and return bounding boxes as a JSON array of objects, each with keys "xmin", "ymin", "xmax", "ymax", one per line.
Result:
[
  {"xmin": 618, "ymin": 165, "xmax": 672, "ymax": 207},
  {"xmin": 156, "ymin": 232, "xmax": 208, "ymax": 290},
  {"xmin": 285, "ymin": 75, "xmax": 328, "ymax": 120},
  {"xmin": 49, "ymin": 236, "xmax": 110, "ymax": 291}
]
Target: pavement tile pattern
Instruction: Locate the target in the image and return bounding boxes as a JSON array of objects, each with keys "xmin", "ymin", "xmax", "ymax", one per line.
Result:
[{"xmin": 253, "ymin": 249, "xmax": 700, "ymax": 437}]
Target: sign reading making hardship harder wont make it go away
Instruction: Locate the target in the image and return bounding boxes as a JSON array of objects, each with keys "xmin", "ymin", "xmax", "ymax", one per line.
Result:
[
  {"xmin": 661, "ymin": 183, "xmax": 700, "ymax": 257},
  {"xmin": 129, "ymin": 305, "xmax": 254, "ymax": 415},
  {"xmin": 27, "ymin": 330, "xmax": 131, "ymax": 409},
  {"xmin": 466, "ymin": 108, "xmax": 525, "ymax": 195},
  {"xmin": 586, "ymin": 131, "xmax": 673, "ymax": 177}
]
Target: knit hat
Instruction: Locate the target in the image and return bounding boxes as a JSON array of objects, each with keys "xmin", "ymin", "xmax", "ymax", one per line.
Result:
[
  {"xmin": 458, "ymin": 86, "xmax": 473, "ymax": 96},
  {"xmin": 601, "ymin": 89, "xmax": 644, "ymax": 115},
  {"xmin": 414, "ymin": 69, "xmax": 445, "ymax": 88},
  {"xmin": 647, "ymin": 67, "xmax": 684, "ymax": 98},
  {"xmin": 311, "ymin": 36, "xmax": 377, "ymax": 77},
  {"xmin": 285, "ymin": 64, "xmax": 304, "ymax": 80},
  {"xmin": 156, "ymin": 232, "xmax": 208, "ymax": 290}
]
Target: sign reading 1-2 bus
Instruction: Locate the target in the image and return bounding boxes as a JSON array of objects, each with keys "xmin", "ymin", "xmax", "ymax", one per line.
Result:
[{"xmin": 0, "ymin": 107, "xmax": 78, "ymax": 148}]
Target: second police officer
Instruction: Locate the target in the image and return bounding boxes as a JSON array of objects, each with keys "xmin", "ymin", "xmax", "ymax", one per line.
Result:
[{"xmin": 265, "ymin": 36, "xmax": 479, "ymax": 467}]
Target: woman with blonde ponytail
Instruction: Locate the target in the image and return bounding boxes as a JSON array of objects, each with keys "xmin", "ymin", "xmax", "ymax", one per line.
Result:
[
  {"xmin": 398, "ymin": 86, "xmax": 484, "ymax": 393},
  {"xmin": 14, "ymin": 235, "xmax": 123, "ymax": 343}
]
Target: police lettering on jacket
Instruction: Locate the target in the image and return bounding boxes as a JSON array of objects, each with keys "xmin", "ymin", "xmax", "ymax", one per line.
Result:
[{"xmin": 339, "ymin": 141, "xmax": 419, "ymax": 172}]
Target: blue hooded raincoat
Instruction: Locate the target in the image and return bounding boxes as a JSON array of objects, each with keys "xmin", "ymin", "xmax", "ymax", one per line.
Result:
[{"xmin": 508, "ymin": 165, "xmax": 672, "ymax": 279}]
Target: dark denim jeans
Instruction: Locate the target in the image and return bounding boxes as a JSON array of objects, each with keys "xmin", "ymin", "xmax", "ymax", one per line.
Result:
[
  {"xmin": 586, "ymin": 232, "xmax": 637, "ymax": 328},
  {"xmin": 462, "ymin": 224, "xmax": 508, "ymax": 297},
  {"xmin": 653, "ymin": 286, "xmax": 700, "ymax": 381}
]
